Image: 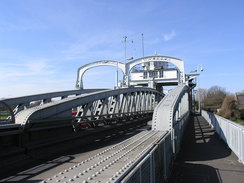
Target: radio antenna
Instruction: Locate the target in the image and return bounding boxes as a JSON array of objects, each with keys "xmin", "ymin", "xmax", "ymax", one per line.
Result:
[
  {"xmin": 141, "ymin": 33, "xmax": 144, "ymax": 57},
  {"xmin": 123, "ymin": 36, "xmax": 127, "ymax": 63}
]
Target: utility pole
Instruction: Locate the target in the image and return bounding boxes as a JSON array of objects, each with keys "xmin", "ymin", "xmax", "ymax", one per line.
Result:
[
  {"xmin": 116, "ymin": 61, "xmax": 119, "ymax": 88},
  {"xmin": 123, "ymin": 36, "xmax": 127, "ymax": 63},
  {"xmin": 142, "ymin": 33, "xmax": 144, "ymax": 57}
]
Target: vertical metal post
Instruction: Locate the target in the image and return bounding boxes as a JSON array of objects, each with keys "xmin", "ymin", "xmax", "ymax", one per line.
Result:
[
  {"xmin": 197, "ymin": 64, "xmax": 203, "ymax": 114},
  {"xmin": 123, "ymin": 36, "xmax": 127, "ymax": 63},
  {"xmin": 197, "ymin": 76, "xmax": 201, "ymax": 113},
  {"xmin": 116, "ymin": 61, "xmax": 119, "ymax": 88},
  {"xmin": 163, "ymin": 139, "xmax": 167, "ymax": 180},
  {"xmin": 172, "ymin": 128, "xmax": 176, "ymax": 155},
  {"xmin": 142, "ymin": 33, "xmax": 144, "ymax": 57},
  {"xmin": 150, "ymin": 154, "xmax": 154, "ymax": 183}
]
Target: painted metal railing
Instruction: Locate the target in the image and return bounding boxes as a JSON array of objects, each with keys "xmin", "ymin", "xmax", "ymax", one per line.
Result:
[
  {"xmin": 121, "ymin": 131, "xmax": 172, "ymax": 183},
  {"xmin": 202, "ymin": 110, "xmax": 244, "ymax": 164}
]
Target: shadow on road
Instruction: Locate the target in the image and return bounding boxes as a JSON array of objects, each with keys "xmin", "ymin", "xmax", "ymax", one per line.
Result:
[{"xmin": 169, "ymin": 114, "xmax": 231, "ymax": 183}]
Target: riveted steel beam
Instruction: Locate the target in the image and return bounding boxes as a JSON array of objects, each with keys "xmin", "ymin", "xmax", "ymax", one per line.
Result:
[{"xmin": 14, "ymin": 88, "xmax": 163, "ymax": 126}]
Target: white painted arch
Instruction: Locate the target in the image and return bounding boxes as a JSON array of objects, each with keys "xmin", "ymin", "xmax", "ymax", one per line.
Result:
[
  {"xmin": 126, "ymin": 55, "xmax": 185, "ymax": 85},
  {"xmin": 126, "ymin": 55, "xmax": 184, "ymax": 73},
  {"xmin": 76, "ymin": 56, "xmax": 185, "ymax": 89},
  {"xmin": 76, "ymin": 60, "xmax": 126, "ymax": 89}
]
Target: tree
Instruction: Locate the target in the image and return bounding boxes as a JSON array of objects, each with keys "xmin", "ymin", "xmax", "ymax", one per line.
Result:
[
  {"xmin": 196, "ymin": 88, "xmax": 207, "ymax": 102},
  {"xmin": 202, "ymin": 86, "xmax": 227, "ymax": 112},
  {"xmin": 237, "ymin": 90, "xmax": 244, "ymax": 95},
  {"xmin": 218, "ymin": 95, "xmax": 240, "ymax": 120}
]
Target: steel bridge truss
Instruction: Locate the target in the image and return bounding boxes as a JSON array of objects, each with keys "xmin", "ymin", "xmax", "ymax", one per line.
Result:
[
  {"xmin": 73, "ymin": 88, "xmax": 162, "ymax": 129},
  {"xmin": 0, "ymin": 89, "xmax": 105, "ymax": 123},
  {"xmin": 1, "ymin": 88, "xmax": 163, "ymax": 130}
]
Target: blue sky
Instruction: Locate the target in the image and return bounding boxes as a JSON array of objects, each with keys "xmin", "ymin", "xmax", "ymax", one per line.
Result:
[{"xmin": 0, "ymin": 0, "xmax": 244, "ymax": 97}]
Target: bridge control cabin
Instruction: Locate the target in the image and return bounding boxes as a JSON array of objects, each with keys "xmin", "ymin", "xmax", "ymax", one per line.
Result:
[
  {"xmin": 125, "ymin": 55, "xmax": 185, "ymax": 92},
  {"xmin": 129, "ymin": 60, "xmax": 179, "ymax": 89}
]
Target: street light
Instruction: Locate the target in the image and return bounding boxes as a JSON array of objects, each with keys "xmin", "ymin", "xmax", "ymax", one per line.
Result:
[
  {"xmin": 186, "ymin": 65, "xmax": 204, "ymax": 113},
  {"xmin": 197, "ymin": 64, "xmax": 204, "ymax": 114}
]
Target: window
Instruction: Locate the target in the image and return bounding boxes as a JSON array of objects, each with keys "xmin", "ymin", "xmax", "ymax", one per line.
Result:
[
  {"xmin": 143, "ymin": 72, "xmax": 147, "ymax": 79},
  {"xmin": 154, "ymin": 71, "xmax": 158, "ymax": 78},
  {"xmin": 159, "ymin": 71, "xmax": 164, "ymax": 78}
]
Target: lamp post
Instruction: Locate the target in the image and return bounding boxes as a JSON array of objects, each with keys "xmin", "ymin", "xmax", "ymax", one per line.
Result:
[
  {"xmin": 188, "ymin": 64, "xmax": 203, "ymax": 113},
  {"xmin": 197, "ymin": 65, "xmax": 203, "ymax": 114}
]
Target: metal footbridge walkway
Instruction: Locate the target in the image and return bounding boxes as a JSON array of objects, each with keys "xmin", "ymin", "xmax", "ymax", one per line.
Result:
[{"xmin": 169, "ymin": 114, "xmax": 244, "ymax": 183}]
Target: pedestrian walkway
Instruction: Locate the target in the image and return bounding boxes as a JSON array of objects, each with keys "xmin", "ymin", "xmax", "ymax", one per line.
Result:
[{"xmin": 169, "ymin": 114, "xmax": 244, "ymax": 183}]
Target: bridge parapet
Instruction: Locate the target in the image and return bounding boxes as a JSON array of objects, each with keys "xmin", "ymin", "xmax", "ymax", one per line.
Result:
[
  {"xmin": 152, "ymin": 85, "xmax": 190, "ymax": 154},
  {"xmin": 202, "ymin": 110, "xmax": 244, "ymax": 164},
  {"xmin": 152, "ymin": 85, "xmax": 189, "ymax": 131}
]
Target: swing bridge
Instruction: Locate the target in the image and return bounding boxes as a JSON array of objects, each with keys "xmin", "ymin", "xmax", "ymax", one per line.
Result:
[{"xmin": 1, "ymin": 55, "xmax": 243, "ymax": 183}]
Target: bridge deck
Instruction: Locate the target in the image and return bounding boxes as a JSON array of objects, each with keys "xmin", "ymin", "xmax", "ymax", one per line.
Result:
[{"xmin": 169, "ymin": 114, "xmax": 244, "ymax": 183}]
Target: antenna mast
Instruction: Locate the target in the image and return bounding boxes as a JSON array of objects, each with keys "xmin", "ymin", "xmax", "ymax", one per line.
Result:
[
  {"xmin": 123, "ymin": 36, "xmax": 127, "ymax": 63},
  {"xmin": 141, "ymin": 33, "xmax": 144, "ymax": 57}
]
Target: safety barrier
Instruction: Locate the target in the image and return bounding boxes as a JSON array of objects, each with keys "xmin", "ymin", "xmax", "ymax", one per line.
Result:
[
  {"xmin": 152, "ymin": 85, "xmax": 190, "ymax": 154},
  {"xmin": 113, "ymin": 85, "xmax": 191, "ymax": 182},
  {"xmin": 202, "ymin": 110, "xmax": 244, "ymax": 164},
  {"xmin": 121, "ymin": 131, "xmax": 173, "ymax": 183}
]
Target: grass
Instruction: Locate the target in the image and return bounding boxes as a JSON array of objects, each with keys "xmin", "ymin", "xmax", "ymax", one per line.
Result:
[
  {"xmin": 0, "ymin": 111, "xmax": 11, "ymax": 120},
  {"xmin": 234, "ymin": 119, "xmax": 244, "ymax": 126}
]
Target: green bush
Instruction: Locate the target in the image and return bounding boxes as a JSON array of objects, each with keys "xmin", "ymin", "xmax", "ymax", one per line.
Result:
[{"xmin": 240, "ymin": 109, "xmax": 244, "ymax": 120}]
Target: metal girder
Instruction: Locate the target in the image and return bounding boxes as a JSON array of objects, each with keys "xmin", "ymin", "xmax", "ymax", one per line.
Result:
[
  {"xmin": 152, "ymin": 85, "xmax": 190, "ymax": 155},
  {"xmin": 2, "ymin": 89, "xmax": 105, "ymax": 107},
  {"xmin": 14, "ymin": 88, "xmax": 163, "ymax": 126},
  {"xmin": 152, "ymin": 85, "xmax": 189, "ymax": 131},
  {"xmin": 0, "ymin": 89, "xmax": 106, "ymax": 123}
]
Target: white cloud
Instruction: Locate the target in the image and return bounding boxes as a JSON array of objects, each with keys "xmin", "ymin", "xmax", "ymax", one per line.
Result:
[
  {"xmin": 0, "ymin": 59, "xmax": 55, "ymax": 80},
  {"xmin": 27, "ymin": 59, "xmax": 53, "ymax": 74},
  {"xmin": 0, "ymin": 78, "xmax": 74, "ymax": 98},
  {"xmin": 61, "ymin": 31, "xmax": 130, "ymax": 62},
  {"xmin": 0, "ymin": 55, "xmax": 80, "ymax": 97},
  {"xmin": 163, "ymin": 30, "xmax": 176, "ymax": 41}
]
